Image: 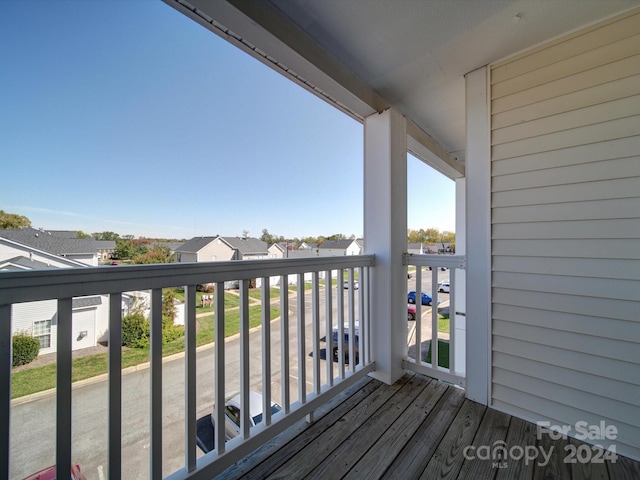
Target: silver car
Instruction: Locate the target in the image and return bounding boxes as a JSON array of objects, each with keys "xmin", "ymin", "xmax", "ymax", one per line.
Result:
[{"xmin": 211, "ymin": 389, "xmax": 282, "ymax": 441}]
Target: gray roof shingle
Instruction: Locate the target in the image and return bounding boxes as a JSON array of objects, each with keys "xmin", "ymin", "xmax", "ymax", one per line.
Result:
[
  {"xmin": 0, "ymin": 228, "xmax": 97, "ymax": 255},
  {"xmin": 175, "ymin": 236, "xmax": 218, "ymax": 253},
  {"xmin": 221, "ymin": 237, "xmax": 269, "ymax": 255},
  {"xmin": 0, "ymin": 256, "xmax": 55, "ymax": 270},
  {"xmin": 318, "ymin": 239, "xmax": 354, "ymax": 249}
]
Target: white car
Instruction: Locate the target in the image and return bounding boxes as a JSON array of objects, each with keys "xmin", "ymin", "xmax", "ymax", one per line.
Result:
[
  {"xmin": 343, "ymin": 280, "xmax": 359, "ymax": 290},
  {"xmin": 438, "ymin": 281, "xmax": 450, "ymax": 293},
  {"xmin": 211, "ymin": 389, "xmax": 282, "ymax": 440}
]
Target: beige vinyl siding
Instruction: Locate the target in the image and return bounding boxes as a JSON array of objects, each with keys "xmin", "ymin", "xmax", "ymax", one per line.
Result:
[{"xmin": 490, "ymin": 8, "xmax": 640, "ymax": 460}]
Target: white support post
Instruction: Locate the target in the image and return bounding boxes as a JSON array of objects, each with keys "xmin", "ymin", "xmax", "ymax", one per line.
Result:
[
  {"xmin": 364, "ymin": 107, "xmax": 407, "ymax": 384},
  {"xmin": 465, "ymin": 66, "xmax": 491, "ymax": 405},
  {"xmin": 454, "ymin": 178, "xmax": 467, "ymax": 377}
]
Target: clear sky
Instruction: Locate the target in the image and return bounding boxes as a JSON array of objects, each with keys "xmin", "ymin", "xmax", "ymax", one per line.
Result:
[{"xmin": 1, "ymin": 0, "xmax": 455, "ymax": 240}]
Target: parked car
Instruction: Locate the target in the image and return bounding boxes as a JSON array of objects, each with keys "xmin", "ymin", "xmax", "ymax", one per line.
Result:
[
  {"xmin": 343, "ymin": 280, "xmax": 359, "ymax": 290},
  {"xmin": 407, "ymin": 291, "xmax": 439, "ymax": 306},
  {"xmin": 22, "ymin": 465, "xmax": 85, "ymax": 480},
  {"xmin": 438, "ymin": 281, "xmax": 450, "ymax": 293},
  {"xmin": 331, "ymin": 323, "xmax": 359, "ymax": 362},
  {"xmin": 211, "ymin": 390, "xmax": 282, "ymax": 441},
  {"xmin": 407, "ymin": 304, "xmax": 417, "ymax": 321}
]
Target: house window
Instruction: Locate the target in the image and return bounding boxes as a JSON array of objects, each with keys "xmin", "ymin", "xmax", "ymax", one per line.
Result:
[{"xmin": 33, "ymin": 320, "xmax": 51, "ymax": 349}]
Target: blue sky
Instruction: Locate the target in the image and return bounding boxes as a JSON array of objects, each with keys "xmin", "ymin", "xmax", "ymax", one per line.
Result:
[{"xmin": 1, "ymin": 0, "xmax": 455, "ymax": 240}]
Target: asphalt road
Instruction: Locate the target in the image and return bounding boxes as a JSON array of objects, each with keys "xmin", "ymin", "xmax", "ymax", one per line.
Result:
[{"xmin": 10, "ymin": 271, "xmax": 448, "ymax": 479}]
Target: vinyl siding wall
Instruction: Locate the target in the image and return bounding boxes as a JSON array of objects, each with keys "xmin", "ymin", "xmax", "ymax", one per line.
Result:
[{"xmin": 490, "ymin": 8, "xmax": 640, "ymax": 459}]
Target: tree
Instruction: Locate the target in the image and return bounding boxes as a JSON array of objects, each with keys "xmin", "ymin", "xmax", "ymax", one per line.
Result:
[
  {"xmin": 260, "ymin": 228, "xmax": 274, "ymax": 244},
  {"xmin": 131, "ymin": 244, "xmax": 174, "ymax": 264},
  {"xmin": 425, "ymin": 228, "xmax": 441, "ymax": 243},
  {"xmin": 0, "ymin": 210, "xmax": 31, "ymax": 229},
  {"xmin": 114, "ymin": 238, "xmax": 144, "ymax": 260},
  {"xmin": 407, "ymin": 228, "xmax": 455, "ymax": 245},
  {"xmin": 326, "ymin": 233, "xmax": 345, "ymax": 241},
  {"xmin": 441, "ymin": 231, "xmax": 455, "ymax": 243},
  {"xmin": 93, "ymin": 231, "xmax": 120, "ymax": 241},
  {"xmin": 76, "ymin": 230, "xmax": 90, "ymax": 239}
]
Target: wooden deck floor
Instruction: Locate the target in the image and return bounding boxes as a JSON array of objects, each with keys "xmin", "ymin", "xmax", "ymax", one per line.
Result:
[{"xmin": 218, "ymin": 372, "xmax": 640, "ymax": 480}]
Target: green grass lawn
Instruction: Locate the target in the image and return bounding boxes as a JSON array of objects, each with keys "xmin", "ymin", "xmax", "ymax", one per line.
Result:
[
  {"xmin": 173, "ymin": 289, "xmax": 240, "ymax": 312},
  {"xmin": 248, "ymin": 287, "xmax": 281, "ymax": 301},
  {"xmin": 287, "ymin": 282, "xmax": 314, "ymax": 292},
  {"xmin": 438, "ymin": 312, "xmax": 450, "ymax": 334},
  {"xmin": 11, "ymin": 305, "xmax": 280, "ymax": 399},
  {"xmin": 426, "ymin": 340, "xmax": 450, "ymax": 369}
]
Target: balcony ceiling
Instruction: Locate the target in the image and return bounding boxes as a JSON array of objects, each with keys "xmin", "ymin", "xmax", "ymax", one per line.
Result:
[{"xmin": 171, "ymin": 0, "xmax": 640, "ymax": 176}]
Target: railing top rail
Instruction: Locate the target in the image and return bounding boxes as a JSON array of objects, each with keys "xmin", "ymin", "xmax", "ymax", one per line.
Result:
[
  {"xmin": 0, "ymin": 255, "xmax": 376, "ymax": 305},
  {"xmin": 403, "ymin": 253, "xmax": 465, "ymax": 269}
]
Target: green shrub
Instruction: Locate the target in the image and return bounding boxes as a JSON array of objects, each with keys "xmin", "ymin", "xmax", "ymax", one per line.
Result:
[
  {"xmin": 122, "ymin": 313, "xmax": 150, "ymax": 348},
  {"xmin": 12, "ymin": 334, "xmax": 40, "ymax": 367},
  {"xmin": 122, "ymin": 313, "xmax": 184, "ymax": 348},
  {"xmin": 162, "ymin": 324, "xmax": 184, "ymax": 344}
]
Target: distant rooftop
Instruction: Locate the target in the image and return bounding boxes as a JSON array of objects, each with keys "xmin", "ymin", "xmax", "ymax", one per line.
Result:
[{"xmin": 0, "ymin": 228, "xmax": 97, "ymax": 255}]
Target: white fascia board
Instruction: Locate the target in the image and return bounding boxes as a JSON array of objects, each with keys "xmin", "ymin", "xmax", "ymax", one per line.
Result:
[
  {"xmin": 165, "ymin": 0, "xmax": 460, "ymax": 175},
  {"xmin": 407, "ymin": 120, "xmax": 465, "ymax": 179}
]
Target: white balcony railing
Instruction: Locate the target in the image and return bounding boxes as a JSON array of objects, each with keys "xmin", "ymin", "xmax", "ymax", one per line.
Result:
[
  {"xmin": 403, "ymin": 254, "xmax": 466, "ymax": 387},
  {"xmin": 0, "ymin": 256, "xmax": 374, "ymax": 480}
]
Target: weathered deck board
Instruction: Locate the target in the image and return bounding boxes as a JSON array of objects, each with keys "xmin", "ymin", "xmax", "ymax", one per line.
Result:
[
  {"xmin": 383, "ymin": 385, "xmax": 466, "ymax": 479},
  {"xmin": 343, "ymin": 379, "xmax": 449, "ymax": 480},
  {"xmin": 419, "ymin": 399, "xmax": 487, "ymax": 479},
  {"xmin": 458, "ymin": 407, "xmax": 511, "ymax": 480},
  {"xmin": 216, "ymin": 372, "xmax": 640, "ymax": 480},
  {"xmin": 607, "ymin": 452, "xmax": 640, "ymax": 479},
  {"xmin": 266, "ymin": 373, "xmax": 419, "ymax": 479},
  {"xmin": 532, "ymin": 429, "xmax": 571, "ymax": 480},
  {"xmin": 568, "ymin": 437, "xmax": 610, "ymax": 480},
  {"xmin": 303, "ymin": 374, "xmax": 432, "ymax": 480},
  {"xmin": 495, "ymin": 416, "xmax": 536, "ymax": 480}
]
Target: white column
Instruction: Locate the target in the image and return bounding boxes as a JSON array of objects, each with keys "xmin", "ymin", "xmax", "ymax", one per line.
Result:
[
  {"xmin": 454, "ymin": 178, "xmax": 466, "ymax": 377},
  {"xmin": 465, "ymin": 66, "xmax": 491, "ymax": 405},
  {"xmin": 364, "ymin": 107, "xmax": 407, "ymax": 385}
]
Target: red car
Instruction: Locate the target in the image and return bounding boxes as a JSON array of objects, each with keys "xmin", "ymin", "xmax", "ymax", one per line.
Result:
[
  {"xmin": 22, "ymin": 465, "xmax": 85, "ymax": 480},
  {"xmin": 408, "ymin": 304, "xmax": 417, "ymax": 321}
]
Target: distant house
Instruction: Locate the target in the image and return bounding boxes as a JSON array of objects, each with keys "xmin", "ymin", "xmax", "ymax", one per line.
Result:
[
  {"xmin": 317, "ymin": 239, "xmax": 361, "ymax": 256},
  {"xmin": 175, "ymin": 236, "xmax": 269, "ymax": 262},
  {"xmin": 0, "ymin": 234, "xmax": 109, "ymax": 354},
  {"xmin": 268, "ymin": 243, "xmax": 287, "ymax": 259},
  {"xmin": 0, "ymin": 228, "xmax": 99, "ymax": 266},
  {"xmin": 221, "ymin": 237, "xmax": 269, "ymax": 260},
  {"xmin": 95, "ymin": 240, "xmax": 116, "ymax": 261},
  {"xmin": 174, "ymin": 236, "xmax": 219, "ymax": 262}
]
